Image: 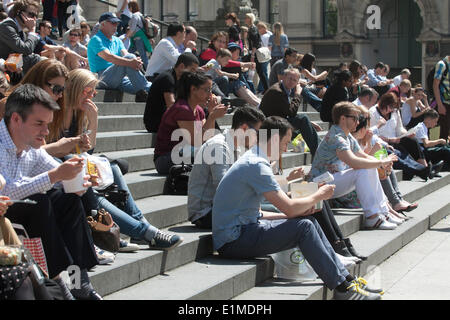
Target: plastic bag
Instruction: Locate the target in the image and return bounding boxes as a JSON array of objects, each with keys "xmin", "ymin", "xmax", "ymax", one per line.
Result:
[
  {"xmin": 271, "ymin": 247, "xmax": 318, "ymax": 281},
  {"xmin": 85, "ymin": 155, "xmax": 114, "ymax": 191},
  {"xmin": 5, "ymin": 53, "xmax": 23, "ymax": 72},
  {"xmin": 291, "ymin": 134, "xmax": 310, "ymax": 153}
]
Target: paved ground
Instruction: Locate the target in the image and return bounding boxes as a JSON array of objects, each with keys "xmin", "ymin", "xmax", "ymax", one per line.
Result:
[{"xmin": 362, "ymin": 216, "xmax": 450, "ymax": 300}]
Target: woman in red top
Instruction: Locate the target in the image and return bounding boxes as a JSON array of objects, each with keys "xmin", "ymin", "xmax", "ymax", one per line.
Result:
[
  {"xmin": 154, "ymin": 71, "xmax": 228, "ymax": 175},
  {"xmin": 199, "ymin": 31, "xmax": 254, "ymax": 70}
]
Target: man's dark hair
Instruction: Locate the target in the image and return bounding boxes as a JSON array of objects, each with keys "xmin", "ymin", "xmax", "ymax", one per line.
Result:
[
  {"xmin": 258, "ymin": 116, "xmax": 293, "ymax": 142},
  {"xmin": 423, "ymin": 108, "xmax": 439, "ymax": 120},
  {"xmin": 175, "ymin": 52, "xmax": 199, "ymax": 68},
  {"xmin": 284, "ymin": 47, "xmax": 298, "ymax": 58},
  {"xmin": 375, "ymin": 62, "xmax": 385, "ymax": 70},
  {"xmin": 4, "ymin": 84, "xmax": 60, "ymax": 126},
  {"xmin": 358, "ymin": 87, "xmax": 374, "ymax": 99},
  {"xmin": 38, "ymin": 20, "xmax": 51, "ymax": 30},
  {"xmin": 334, "ymin": 69, "xmax": 352, "ymax": 86},
  {"xmin": 231, "ymin": 106, "xmax": 266, "ymax": 130},
  {"xmin": 167, "ymin": 23, "xmax": 185, "ymax": 37}
]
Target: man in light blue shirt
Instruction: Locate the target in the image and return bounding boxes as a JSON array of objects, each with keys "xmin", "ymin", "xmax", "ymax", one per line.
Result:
[
  {"xmin": 87, "ymin": 12, "xmax": 151, "ymax": 102},
  {"xmin": 212, "ymin": 116, "xmax": 383, "ymax": 300}
]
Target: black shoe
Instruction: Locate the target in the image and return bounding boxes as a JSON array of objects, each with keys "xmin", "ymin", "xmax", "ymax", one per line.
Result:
[
  {"xmin": 343, "ymin": 238, "xmax": 368, "ymax": 261},
  {"xmin": 135, "ymin": 90, "xmax": 148, "ymax": 103},
  {"xmin": 332, "ymin": 240, "xmax": 353, "ymax": 258},
  {"xmin": 417, "ymin": 166, "xmax": 430, "ymax": 181},
  {"xmin": 431, "ymin": 160, "xmax": 445, "ymax": 178},
  {"xmin": 72, "ymin": 289, "xmax": 103, "ymax": 300}
]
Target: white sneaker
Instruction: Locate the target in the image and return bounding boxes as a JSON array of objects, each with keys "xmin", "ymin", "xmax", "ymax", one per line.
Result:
[
  {"xmin": 94, "ymin": 245, "xmax": 115, "ymax": 265},
  {"xmin": 119, "ymin": 239, "xmax": 140, "ymax": 252},
  {"xmin": 386, "ymin": 213, "xmax": 404, "ymax": 225},
  {"xmin": 364, "ymin": 214, "xmax": 397, "ymax": 230}
]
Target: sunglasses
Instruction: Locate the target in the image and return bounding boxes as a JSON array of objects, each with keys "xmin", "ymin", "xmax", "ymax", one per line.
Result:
[
  {"xmin": 47, "ymin": 82, "xmax": 65, "ymax": 95},
  {"xmin": 344, "ymin": 115, "xmax": 359, "ymax": 122},
  {"xmin": 70, "ymin": 33, "xmax": 80, "ymax": 37},
  {"xmin": 24, "ymin": 11, "xmax": 38, "ymax": 18}
]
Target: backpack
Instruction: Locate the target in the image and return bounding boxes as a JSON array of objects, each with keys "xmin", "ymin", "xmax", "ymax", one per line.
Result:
[
  {"xmin": 163, "ymin": 163, "xmax": 193, "ymax": 195},
  {"xmin": 426, "ymin": 60, "xmax": 449, "ymax": 100},
  {"xmin": 139, "ymin": 15, "xmax": 160, "ymax": 39}
]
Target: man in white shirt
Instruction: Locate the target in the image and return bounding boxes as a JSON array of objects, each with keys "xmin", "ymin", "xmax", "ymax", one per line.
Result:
[
  {"xmin": 393, "ymin": 69, "xmax": 411, "ymax": 87},
  {"xmin": 353, "ymin": 87, "xmax": 375, "ymax": 108},
  {"xmin": 145, "ymin": 23, "xmax": 194, "ymax": 81}
]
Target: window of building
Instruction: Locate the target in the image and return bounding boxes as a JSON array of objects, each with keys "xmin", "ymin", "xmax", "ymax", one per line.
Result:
[{"xmin": 323, "ymin": 0, "xmax": 337, "ymax": 37}]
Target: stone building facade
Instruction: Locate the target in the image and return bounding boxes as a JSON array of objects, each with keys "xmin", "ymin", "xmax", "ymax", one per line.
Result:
[{"xmin": 80, "ymin": 0, "xmax": 449, "ymax": 84}]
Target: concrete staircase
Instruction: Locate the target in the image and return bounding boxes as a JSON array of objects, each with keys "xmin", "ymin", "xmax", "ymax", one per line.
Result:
[{"xmin": 87, "ymin": 91, "xmax": 450, "ymax": 300}]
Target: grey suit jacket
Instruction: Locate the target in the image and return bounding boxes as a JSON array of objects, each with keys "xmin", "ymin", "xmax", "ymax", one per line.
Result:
[{"xmin": 0, "ymin": 18, "xmax": 40, "ymax": 59}]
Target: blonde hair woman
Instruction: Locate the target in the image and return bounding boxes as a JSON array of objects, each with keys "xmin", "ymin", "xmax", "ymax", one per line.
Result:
[
  {"xmin": 59, "ymin": 68, "xmax": 100, "ymax": 149},
  {"xmin": 269, "ymin": 22, "xmax": 289, "ymax": 66}
]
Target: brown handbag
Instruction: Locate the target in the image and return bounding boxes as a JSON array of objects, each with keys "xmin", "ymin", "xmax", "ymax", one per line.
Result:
[{"xmin": 87, "ymin": 209, "xmax": 121, "ymax": 253}]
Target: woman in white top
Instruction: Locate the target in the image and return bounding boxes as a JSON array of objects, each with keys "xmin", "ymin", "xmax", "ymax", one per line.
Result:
[
  {"xmin": 401, "ymin": 85, "xmax": 431, "ymax": 130},
  {"xmin": 257, "ymin": 22, "xmax": 272, "ymax": 48},
  {"xmin": 370, "ymin": 92, "xmax": 429, "ymax": 168}
]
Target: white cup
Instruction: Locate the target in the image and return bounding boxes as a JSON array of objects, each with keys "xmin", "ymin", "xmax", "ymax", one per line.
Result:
[
  {"xmin": 62, "ymin": 163, "xmax": 87, "ymax": 194},
  {"xmin": 0, "ymin": 174, "xmax": 6, "ymax": 191}
]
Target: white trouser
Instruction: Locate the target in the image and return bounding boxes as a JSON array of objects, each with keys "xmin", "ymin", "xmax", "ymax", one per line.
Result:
[{"xmin": 331, "ymin": 168, "xmax": 389, "ymax": 217}]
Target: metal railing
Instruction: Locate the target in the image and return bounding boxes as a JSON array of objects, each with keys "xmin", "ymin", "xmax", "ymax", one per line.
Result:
[{"xmin": 92, "ymin": 0, "xmax": 210, "ymax": 52}]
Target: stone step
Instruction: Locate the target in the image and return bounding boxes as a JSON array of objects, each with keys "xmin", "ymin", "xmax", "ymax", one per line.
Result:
[
  {"xmin": 95, "ymin": 131, "xmax": 155, "ymax": 153},
  {"xmin": 96, "ymin": 173, "xmax": 447, "ymax": 298},
  {"xmin": 234, "ymin": 179, "xmax": 450, "ymax": 300},
  {"xmin": 96, "ymin": 102, "xmax": 146, "ymax": 116},
  {"xmin": 98, "ymin": 115, "xmax": 146, "ymax": 132}
]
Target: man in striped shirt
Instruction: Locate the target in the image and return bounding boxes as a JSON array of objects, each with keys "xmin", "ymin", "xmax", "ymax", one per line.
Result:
[{"xmin": 0, "ymin": 84, "xmax": 101, "ymax": 300}]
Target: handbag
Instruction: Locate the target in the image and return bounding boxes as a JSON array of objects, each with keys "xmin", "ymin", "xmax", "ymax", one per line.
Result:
[
  {"xmin": 95, "ymin": 183, "xmax": 129, "ymax": 211},
  {"xmin": 8, "ymin": 223, "xmax": 49, "ymax": 277},
  {"xmin": 256, "ymin": 47, "xmax": 271, "ymax": 63},
  {"xmin": 87, "ymin": 208, "xmax": 120, "ymax": 253},
  {"xmin": 163, "ymin": 163, "xmax": 193, "ymax": 196}
]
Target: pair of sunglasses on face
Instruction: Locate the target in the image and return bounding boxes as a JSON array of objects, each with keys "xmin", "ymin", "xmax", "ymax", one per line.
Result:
[{"xmin": 47, "ymin": 82, "xmax": 65, "ymax": 95}]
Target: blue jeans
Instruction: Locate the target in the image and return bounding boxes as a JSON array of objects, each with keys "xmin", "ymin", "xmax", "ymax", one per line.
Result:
[
  {"xmin": 83, "ymin": 163, "xmax": 158, "ymax": 240},
  {"xmin": 301, "ymin": 87, "xmax": 322, "ymax": 112},
  {"xmin": 257, "ymin": 61, "xmax": 270, "ymax": 93},
  {"xmin": 130, "ymin": 37, "xmax": 149, "ymax": 70},
  {"xmin": 97, "ymin": 53, "xmax": 151, "ymax": 94},
  {"xmin": 217, "ymin": 217, "xmax": 349, "ymax": 290}
]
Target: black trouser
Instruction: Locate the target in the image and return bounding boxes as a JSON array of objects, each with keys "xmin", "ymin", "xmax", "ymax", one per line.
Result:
[
  {"xmin": 314, "ymin": 200, "xmax": 344, "ymax": 245},
  {"xmin": 287, "ymin": 114, "xmax": 321, "ymax": 158},
  {"xmin": 392, "ymin": 137, "xmax": 425, "ymax": 161},
  {"xmin": 438, "ymin": 103, "xmax": 450, "ymax": 140},
  {"xmin": 5, "ymin": 189, "xmax": 98, "ymax": 279},
  {"xmin": 422, "ymin": 145, "xmax": 450, "ymax": 171}
]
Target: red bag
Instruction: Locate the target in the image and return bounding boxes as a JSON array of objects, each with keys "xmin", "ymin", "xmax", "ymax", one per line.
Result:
[
  {"xmin": 11, "ymin": 223, "xmax": 49, "ymax": 277},
  {"xmin": 21, "ymin": 237, "xmax": 49, "ymax": 277}
]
